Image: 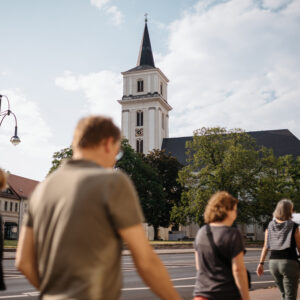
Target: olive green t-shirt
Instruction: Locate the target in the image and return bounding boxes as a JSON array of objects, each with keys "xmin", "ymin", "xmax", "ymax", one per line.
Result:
[{"xmin": 23, "ymin": 159, "xmax": 144, "ymax": 300}]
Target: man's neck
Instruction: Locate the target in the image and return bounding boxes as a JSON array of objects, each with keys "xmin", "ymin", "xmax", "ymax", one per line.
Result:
[{"xmin": 73, "ymin": 149, "xmax": 109, "ymax": 168}]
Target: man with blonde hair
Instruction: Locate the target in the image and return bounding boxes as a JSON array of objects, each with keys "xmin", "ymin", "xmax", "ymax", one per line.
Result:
[{"xmin": 16, "ymin": 116, "xmax": 181, "ymax": 300}]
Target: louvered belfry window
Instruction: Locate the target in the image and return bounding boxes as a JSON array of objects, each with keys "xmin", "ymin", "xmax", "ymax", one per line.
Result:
[{"xmin": 137, "ymin": 80, "xmax": 144, "ymax": 92}]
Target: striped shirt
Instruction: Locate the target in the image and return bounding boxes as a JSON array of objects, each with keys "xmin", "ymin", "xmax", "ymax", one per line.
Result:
[{"xmin": 267, "ymin": 219, "xmax": 295, "ymax": 250}]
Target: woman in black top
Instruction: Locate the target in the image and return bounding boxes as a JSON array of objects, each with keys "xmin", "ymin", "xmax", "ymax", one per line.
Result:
[
  {"xmin": 193, "ymin": 191, "xmax": 249, "ymax": 300},
  {"xmin": 257, "ymin": 199, "xmax": 300, "ymax": 300}
]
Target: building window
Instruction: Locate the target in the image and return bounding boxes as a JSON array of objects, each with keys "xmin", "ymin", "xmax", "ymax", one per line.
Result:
[
  {"xmin": 136, "ymin": 111, "xmax": 143, "ymax": 126},
  {"xmin": 15, "ymin": 203, "xmax": 18, "ymax": 212},
  {"xmin": 136, "ymin": 139, "xmax": 143, "ymax": 153},
  {"xmin": 162, "ymin": 113, "xmax": 165, "ymax": 130},
  {"xmin": 4, "ymin": 202, "xmax": 7, "ymax": 211},
  {"xmin": 160, "ymin": 82, "xmax": 163, "ymax": 95},
  {"xmin": 10, "ymin": 202, "xmax": 13, "ymax": 211},
  {"xmin": 137, "ymin": 79, "xmax": 144, "ymax": 92}
]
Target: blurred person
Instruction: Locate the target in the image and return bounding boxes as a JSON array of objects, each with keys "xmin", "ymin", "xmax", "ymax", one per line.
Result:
[
  {"xmin": 256, "ymin": 199, "xmax": 300, "ymax": 300},
  {"xmin": 0, "ymin": 168, "xmax": 7, "ymax": 290},
  {"xmin": 16, "ymin": 116, "xmax": 182, "ymax": 300},
  {"xmin": 193, "ymin": 191, "xmax": 249, "ymax": 300}
]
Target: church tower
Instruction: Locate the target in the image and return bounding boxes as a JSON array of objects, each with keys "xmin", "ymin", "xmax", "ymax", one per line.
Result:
[{"xmin": 118, "ymin": 17, "xmax": 172, "ymax": 154}]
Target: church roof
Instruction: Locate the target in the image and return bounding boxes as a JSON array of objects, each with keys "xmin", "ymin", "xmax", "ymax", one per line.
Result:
[
  {"xmin": 161, "ymin": 129, "xmax": 300, "ymax": 166},
  {"xmin": 124, "ymin": 21, "xmax": 155, "ymax": 73},
  {"xmin": 137, "ymin": 22, "xmax": 155, "ymax": 68}
]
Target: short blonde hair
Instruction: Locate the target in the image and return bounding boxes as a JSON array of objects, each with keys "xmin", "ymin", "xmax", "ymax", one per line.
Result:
[
  {"xmin": 0, "ymin": 169, "xmax": 7, "ymax": 191},
  {"xmin": 72, "ymin": 116, "xmax": 121, "ymax": 150},
  {"xmin": 273, "ymin": 199, "xmax": 293, "ymax": 221},
  {"xmin": 204, "ymin": 191, "xmax": 238, "ymax": 223}
]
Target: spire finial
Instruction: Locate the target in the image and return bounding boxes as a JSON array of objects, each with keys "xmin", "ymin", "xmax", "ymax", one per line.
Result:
[{"xmin": 144, "ymin": 13, "xmax": 148, "ymax": 23}]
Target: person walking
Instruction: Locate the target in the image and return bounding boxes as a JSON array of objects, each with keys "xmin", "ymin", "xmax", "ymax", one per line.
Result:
[
  {"xmin": 0, "ymin": 169, "xmax": 7, "ymax": 291},
  {"xmin": 16, "ymin": 116, "xmax": 182, "ymax": 300},
  {"xmin": 256, "ymin": 199, "xmax": 300, "ymax": 300},
  {"xmin": 193, "ymin": 191, "xmax": 249, "ymax": 300}
]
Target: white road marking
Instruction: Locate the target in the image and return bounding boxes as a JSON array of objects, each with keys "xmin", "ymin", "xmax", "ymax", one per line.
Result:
[
  {"xmin": 172, "ymin": 277, "xmax": 196, "ymax": 281},
  {"xmin": 0, "ymin": 291, "xmax": 39, "ymax": 298}
]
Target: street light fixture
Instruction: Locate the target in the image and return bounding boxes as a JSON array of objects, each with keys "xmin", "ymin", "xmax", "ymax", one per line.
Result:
[{"xmin": 0, "ymin": 94, "xmax": 21, "ymax": 146}]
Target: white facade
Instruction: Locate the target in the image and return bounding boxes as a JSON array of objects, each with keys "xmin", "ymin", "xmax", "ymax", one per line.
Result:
[{"xmin": 118, "ymin": 68, "xmax": 172, "ymax": 154}]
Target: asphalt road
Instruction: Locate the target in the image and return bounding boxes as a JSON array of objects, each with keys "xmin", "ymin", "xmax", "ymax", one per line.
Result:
[{"xmin": 1, "ymin": 250, "xmax": 277, "ymax": 300}]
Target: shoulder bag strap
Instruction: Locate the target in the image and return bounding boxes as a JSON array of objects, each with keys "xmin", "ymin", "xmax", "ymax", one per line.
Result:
[{"xmin": 206, "ymin": 224, "xmax": 231, "ymax": 269}]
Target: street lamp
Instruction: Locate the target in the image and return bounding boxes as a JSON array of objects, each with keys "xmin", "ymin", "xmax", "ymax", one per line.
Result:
[{"xmin": 0, "ymin": 94, "xmax": 21, "ymax": 145}]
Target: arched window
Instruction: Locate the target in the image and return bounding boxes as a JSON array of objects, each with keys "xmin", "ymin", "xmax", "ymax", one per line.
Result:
[
  {"xmin": 136, "ymin": 111, "xmax": 143, "ymax": 126},
  {"xmin": 160, "ymin": 82, "xmax": 163, "ymax": 95},
  {"xmin": 136, "ymin": 139, "xmax": 143, "ymax": 153},
  {"xmin": 137, "ymin": 79, "xmax": 144, "ymax": 92}
]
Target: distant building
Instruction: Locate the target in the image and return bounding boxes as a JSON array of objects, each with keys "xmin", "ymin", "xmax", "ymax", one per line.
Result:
[{"xmin": 0, "ymin": 174, "xmax": 39, "ymax": 239}]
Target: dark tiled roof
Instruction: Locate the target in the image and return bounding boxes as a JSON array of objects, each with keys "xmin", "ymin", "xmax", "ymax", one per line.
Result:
[
  {"xmin": 7, "ymin": 174, "xmax": 39, "ymax": 199},
  {"xmin": 162, "ymin": 129, "xmax": 300, "ymax": 166}
]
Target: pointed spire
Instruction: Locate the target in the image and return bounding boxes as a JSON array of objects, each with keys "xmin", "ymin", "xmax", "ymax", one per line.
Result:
[{"xmin": 137, "ymin": 15, "xmax": 155, "ymax": 67}]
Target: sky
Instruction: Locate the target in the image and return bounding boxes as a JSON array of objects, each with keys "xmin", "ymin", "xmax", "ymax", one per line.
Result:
[{"xmin": 0, "ymin": 0, "xmax": 299, "ymax": 181}]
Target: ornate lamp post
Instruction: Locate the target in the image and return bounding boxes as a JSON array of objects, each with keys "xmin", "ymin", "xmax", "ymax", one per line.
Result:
[{"xmin": 0, "ymin": 94, "xmax": 21, "ymax": 145}]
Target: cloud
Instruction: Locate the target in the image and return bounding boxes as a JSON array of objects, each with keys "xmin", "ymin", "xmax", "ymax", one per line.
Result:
[
  {"xmin": 0, "ymin": 89, "xmax": 57, "ymax": 180},
  {"xmin": 55, "ymin": 70, "xmax": 122, "ymax": 125},
  {"xmin": 155, "ymin": 0, "xmax": 300, "ymax": 138},
  {"xmin": 90, "ymin": 0, "xmax": 111, "ymax": 9},
  {"xmin": 105, "ymin": 5, "xmax": 123, "ymax": 26},
  {"xmin": 90, "ymin": 0, "xmax": 124, "ymax": 26},
  {"xmin": 262, "ymin": 0, "xmax": 292, "ymax": 11}
]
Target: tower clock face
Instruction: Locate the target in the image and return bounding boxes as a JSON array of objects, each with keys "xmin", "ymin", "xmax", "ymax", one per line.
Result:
[{"xmin": 135, "ymin": 128, "xmax": 143, "ymax": 137}]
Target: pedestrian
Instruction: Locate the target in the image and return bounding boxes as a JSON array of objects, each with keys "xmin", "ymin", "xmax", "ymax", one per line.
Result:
[
  {"xmin": 193, "ymin": 191, "xmax": 249, "ymax": 300},
  {"xmin": 0, "ymin": 168, "xmax": 7, "ymax": 291},
  {"xmin": 15, "ymin": 116, "xmax": 182, "ymax": 300},
  {"xmin": 256, "ymin": 199, "xmax": 300, "ymax": 300}
]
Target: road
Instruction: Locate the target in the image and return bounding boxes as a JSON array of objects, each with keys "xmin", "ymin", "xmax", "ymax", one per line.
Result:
[{"xmin": 1, "ymin": 250, "xmax": 277, "ymax": 300}]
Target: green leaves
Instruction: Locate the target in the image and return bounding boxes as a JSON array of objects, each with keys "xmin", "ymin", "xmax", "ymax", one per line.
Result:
[
  {"xmin": 48, "ymin": 147, "xmax": 73, "ymax": 175},
  {"xmin": 172, "ymin": 127, "xmax": 299, "ymax": 227},
  {"xmin": 116, "ymin": 141, "xmax": 183, "ymax": 239}
]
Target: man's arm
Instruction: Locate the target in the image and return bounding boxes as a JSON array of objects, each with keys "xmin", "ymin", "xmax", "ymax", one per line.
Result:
[
  {"xmin": 232, "ymin": 251, "xmax": 250, "ymax": 300},
  {"xmin": 194, "ymin": 251, "xmax": 199, "ymax": 271},
  {"xmin": 119, "ymin": 224, "xmax": 182, "ymax": 300},
  {"xmin": 15, "ymin": 226, "xmax": 39, "ymax": 289}
]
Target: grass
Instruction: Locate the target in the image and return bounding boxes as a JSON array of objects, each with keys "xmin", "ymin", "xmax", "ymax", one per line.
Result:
[{"xmin": 4, "ymin": 240, "xmax": 18, "ymax": 248}]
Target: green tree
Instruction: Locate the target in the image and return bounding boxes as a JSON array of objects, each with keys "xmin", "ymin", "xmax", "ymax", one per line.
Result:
[
  {"xmin": 143, "ymin": 149, "xmax": 183, "ymax": 230},
  {"xmin": 48, "ymin": 147, "xmax": 73, "ymax": 175},
  {"xmin": 171, "ymin": 127, "xmax": 277, "ymax": 226},
  {"xmin": 253, "ymin": 155, "xmax": 300, "ymax": 228},
  {"xmin": 116, "ymin": 140, "xmax": 166, "ymax": 240}
]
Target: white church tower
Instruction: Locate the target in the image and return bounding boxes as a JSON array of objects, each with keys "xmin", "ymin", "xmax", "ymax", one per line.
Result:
[{"xmin": 118, "ymin": 17, "xmax": 172, "ymax": 154}]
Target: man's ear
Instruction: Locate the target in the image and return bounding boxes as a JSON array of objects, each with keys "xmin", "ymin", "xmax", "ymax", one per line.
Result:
[{"xmin": 103, "ymin": 137, "xmax": 114, "ymax": 153}]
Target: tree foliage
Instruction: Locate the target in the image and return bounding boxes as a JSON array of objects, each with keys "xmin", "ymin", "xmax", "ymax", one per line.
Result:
[
  {"xmin": 143, "ymin": 149, "xmax": 183, "ymax": 231},
  {"xmin": 117, "ymin": 141, "xmax": 179, "ymax": 239},
  {"xmin": 48, "ymin": 147, "xmax": 73, "ymax": 175},
  {"xmin": 253, "ymin": 155, "xmax": 300, "ymax": 228},
  {"xmin": 170, "ymin": 127, "xmax": 296, "ymax": 227}
]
